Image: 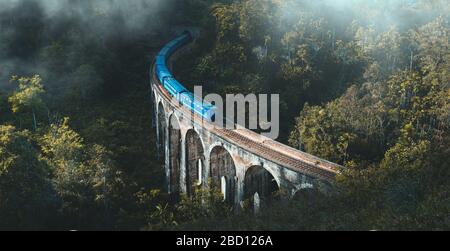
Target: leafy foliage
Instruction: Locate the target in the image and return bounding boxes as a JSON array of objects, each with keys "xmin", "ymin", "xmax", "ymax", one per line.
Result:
[
  {"xmin": 0, "ymin": 125, "xmax": 57, "ymax": 229},
  {"xmin": 8, "ymin": 75, "xmax": 46, "ymax": 130}
]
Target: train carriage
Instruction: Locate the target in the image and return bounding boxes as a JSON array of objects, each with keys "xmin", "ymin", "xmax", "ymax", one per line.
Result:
[{"xmin": 154, "ymin": 31, "xmax": 217, "ymax": 122}]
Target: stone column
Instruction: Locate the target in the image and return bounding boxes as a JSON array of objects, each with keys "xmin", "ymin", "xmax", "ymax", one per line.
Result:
[
  {"xmin": 179, "ymin": 129, "xmax": 187, "ymax": 194},
  {"xmin": 235, "ymin": 162, "xmax": 246, "ymax": 210},
  {"xmin": 164, "ymin": 116, "xmax": 170, "ymax": 193}
]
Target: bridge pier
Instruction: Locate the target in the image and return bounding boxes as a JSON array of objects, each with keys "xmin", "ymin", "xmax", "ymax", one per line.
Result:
[
  {"xmin": 169, "ymin": 114, "xmax": 182, "ymax": 197},
  {"xmin": 235, "ymin": 162, "xmax": 247, "ymax": 210},
  {"xmin": 179, "ymin": 132, "xmax": 187, "ymax": 195}
]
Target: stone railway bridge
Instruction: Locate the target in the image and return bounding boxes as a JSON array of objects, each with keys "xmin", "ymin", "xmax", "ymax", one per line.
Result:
[{"xmin": 150, "ymin": 32, "xmax": 340, "ymax": 209}]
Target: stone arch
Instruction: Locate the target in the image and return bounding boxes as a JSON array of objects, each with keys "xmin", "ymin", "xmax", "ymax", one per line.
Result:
[
  {"xmin": 244, "ymin": 165, "xmax": 280, "ymax": 211},
  {"xmin": 210, "ymin": 145, "xmax": 237, "ymax": 206},
  {"xmin": 291, "ymin": 187, "xmax": 326, "ymax": 207},
  {"xmin": 292, "ymin": 187, "xmax": 317, "ymax": 201},
  {"xmin": 168, "ymin": 114, "xmax": 182, "ymax": 198},
  {"xmin": 157, "ymin": 102, "xmax": 166, "ymax": 158},
  {"xmin": 185, "ymin": 129, "xmax": 205, "ymax": 196}
]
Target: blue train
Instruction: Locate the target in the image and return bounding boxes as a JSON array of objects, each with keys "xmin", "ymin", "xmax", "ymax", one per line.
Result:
[{"xmin": 155, "ymin": 32, "xmax": 216, "ymax": 122}]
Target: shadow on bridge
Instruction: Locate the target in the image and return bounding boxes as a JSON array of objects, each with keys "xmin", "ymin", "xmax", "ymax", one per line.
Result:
[
  {"xmin": 169, "ymin": 114, "xmax": 182, "ymax": 202},
  {"xmin": 244, "ymin": 165, "xmax": 280, "ymax": 212},
  {"xmin": 210, "ymin": 146, "xmax": 237, "ymax": 206},
  {"xmin": 185, "ymin": 129, "xmax": 205, "ymax": 197}
]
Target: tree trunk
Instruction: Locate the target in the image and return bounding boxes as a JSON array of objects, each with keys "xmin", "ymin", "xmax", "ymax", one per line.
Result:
[
  {"xmin": 32, "ymin": 108, "xmax": 37, "ymax": 131},
  {"xmin": 47, "ymin": 108, "xmax": 51, "ymax": 124}
]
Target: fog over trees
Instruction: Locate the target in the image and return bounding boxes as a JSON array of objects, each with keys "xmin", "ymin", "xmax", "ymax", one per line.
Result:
[{"xmin": 0, "ymin": 0, "xmax": 449, "ymax": 230}]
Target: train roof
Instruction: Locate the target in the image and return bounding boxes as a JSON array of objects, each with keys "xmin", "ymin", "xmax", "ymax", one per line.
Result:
[
  {"xmin": 156, "ymin": 55, "xmax": 166, "ymax": 65},
  {"xmin": 156, "ymin": 64, "xmax": 171, "ymax": 74}
]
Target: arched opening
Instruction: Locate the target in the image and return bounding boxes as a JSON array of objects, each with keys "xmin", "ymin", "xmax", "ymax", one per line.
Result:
[
  {"xmin": 292, "ymin": 188, "xmax": 325, "ymax": 208},
  {"xmin": 244, "ymin": 166, "xmax": 279, "ymax": 211},
  {"xmin": 185, "ymin": 129, "xmax": 205, "ymax": 197},
  {"xmin": 292, "ymin": 188, "xmax": 319, "ymax": 201},
  {"xmin": 169, "ymin": 114, "xmax": 181, "ymax": 199},
  {"xmin": 210, "ymin": 146, "xmax": 237, "ymax": 206},
  {"xmin": 157, "ymin": 102, "xmax": 166, "ymax": 158}
]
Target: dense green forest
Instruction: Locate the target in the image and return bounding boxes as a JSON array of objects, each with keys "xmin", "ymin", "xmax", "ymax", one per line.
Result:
[{"xmin": 0, "ymin": 0, "xmax": 448, "ymax": 230}]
